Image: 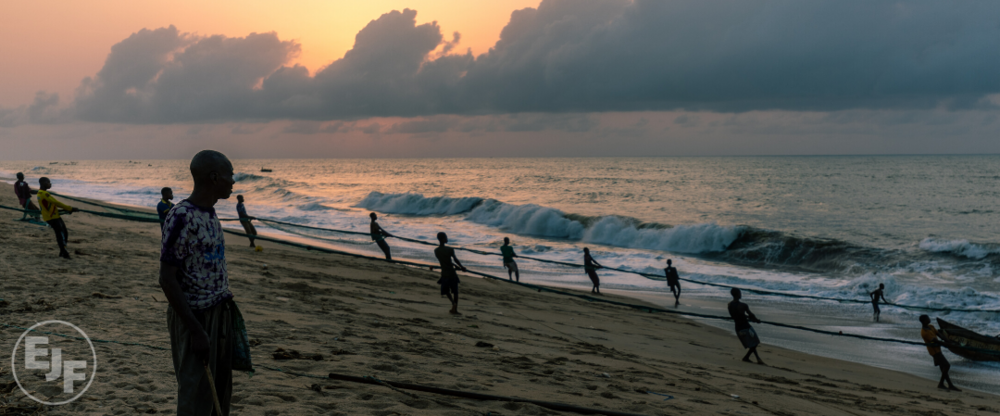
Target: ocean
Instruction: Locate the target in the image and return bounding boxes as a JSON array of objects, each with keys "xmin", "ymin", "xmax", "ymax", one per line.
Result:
[{"xmin": 3, "ymin": 156, "xmax": 999, "ymax": 391}]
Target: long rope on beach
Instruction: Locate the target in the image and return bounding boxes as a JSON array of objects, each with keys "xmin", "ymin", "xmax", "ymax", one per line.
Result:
[
  {"xmin": 3, "ymin": 223, "xmax": 998, "ymax": 374},
  {"xmin": 2, "ymin": 197, "xmax": 995, "ymax": 315},
  {"xmin": 221, "ymin": 229, "xmax": 1000, "ymax": 356},
  {"xmin": 243, "ymin": 218, "xmax": 1000, "ymax": 315}
]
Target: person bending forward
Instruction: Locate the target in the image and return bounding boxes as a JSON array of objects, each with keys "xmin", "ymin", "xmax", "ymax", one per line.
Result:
[
  {"xmin": 37, "ymin": 177, "xmax": 77, "ymax": 259},
  {"xmin": 728, "ymin": 288, "xmax": 765, "ymax": 365},
  {"xmin": 919, "ymin": 315, "xmax": 960, "ymax": 391},
  {"xmin": 584, "ymin": 247, "xmax": 603, "ymax": 294}
]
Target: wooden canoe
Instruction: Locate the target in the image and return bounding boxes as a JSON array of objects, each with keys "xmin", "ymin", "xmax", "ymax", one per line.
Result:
[{"xmin": 936, "ymin": 318, "xmax": 1000, "ymax": 362}]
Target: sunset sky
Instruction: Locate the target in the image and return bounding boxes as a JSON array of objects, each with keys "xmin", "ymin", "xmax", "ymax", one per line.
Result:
[{"xmin": 3, "ymin": 0, "xmax": 1000, "ymax": 159}]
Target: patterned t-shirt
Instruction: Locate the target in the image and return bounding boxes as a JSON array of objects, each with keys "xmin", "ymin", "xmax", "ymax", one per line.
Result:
[{"xmin": 160, "ymin": 200, "xmax": 232, "ymax": 310}]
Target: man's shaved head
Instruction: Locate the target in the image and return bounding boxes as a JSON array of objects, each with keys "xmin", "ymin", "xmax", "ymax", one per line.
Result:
[
  {"xmin": 190, "ymin": 150, "xmax": 232, "ymax": 184},
  {"xmin": 187, "ymin": 150, "xmax": 235, "ymax": 204}
]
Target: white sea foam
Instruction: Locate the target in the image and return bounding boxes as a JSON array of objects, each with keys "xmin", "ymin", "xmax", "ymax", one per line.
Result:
[
  {"xmin": 358, "ymin": 192, "xmax": 743, "ymax": 254},
  {"xmin": 919, "ymin": 238, "xmax": 1000, "ymax": 260},
  {"xmin": 582, "ymin": 216, "xmax": 742, "ymax": 254},
  {"xmin": 466, "ymin": 200, "xmax": 587, "ymax": 239},
  {"xmin": 357, "ymin": 192, "xmax": 483, "ymax": 216}
]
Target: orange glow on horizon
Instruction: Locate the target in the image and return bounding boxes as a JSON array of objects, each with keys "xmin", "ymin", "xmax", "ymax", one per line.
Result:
[{"xmin": 0, "ymin": 0, "xmax": 540, "ymax": 106}]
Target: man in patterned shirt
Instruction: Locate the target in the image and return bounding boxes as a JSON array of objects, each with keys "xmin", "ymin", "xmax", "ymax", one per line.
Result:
[{"xmin": 159, "ymin": 150, "xmax": 237, "ymax": 415}]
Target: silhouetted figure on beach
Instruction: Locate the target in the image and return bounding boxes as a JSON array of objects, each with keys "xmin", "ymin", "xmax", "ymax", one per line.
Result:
[
  {"xmin": 728, "ymin": 288, "xmax": 765, "ymax": 365},
  {"xmin": 664, "ymin": 259, "xmax": 681, "ymax": 306},
  {"xmin": 157, "ymin": 187, "xmax": 174, "ymax": 230},
  {"xmin": 159, "ymin": 150, "xmax": 240, "ymax": 415},
  {"xmin": 501, "ymin": 237, "xmax": 519, "ymax": 282},
  {"xmin": 584, "ymin": 247, "xmax": 603, "ymax": 295},
  {"xmin": 919, "ymin": 315, "xmax": 961, "ymax": 391},
  {"xmin": 869, "ymin": 283, "xmax": 887, "ymax": 322},
  {"xmin": 14, "ymin": 172, "xmax": 40, "ymax": 221},
  {"xmin": 435, "ymin": 232, "xmax": 466, "ymax": 314},
  {"xmin": 37, "ymin": 177, "xmax": 77, "ymax": 259},
  {"xmin": 369, "ymin": 212, "xmax": 392, "ymax": 260},
  {"xmin": 236, "ymin": 195, "xmax": 257, "ymax": 247}
]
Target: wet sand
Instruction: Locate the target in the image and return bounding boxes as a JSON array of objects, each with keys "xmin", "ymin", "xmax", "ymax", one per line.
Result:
[
  {"xmin": 614, "ymin": 289, "xmax": 1000, "ymax": 396},
  {"xmin": 2, "ymin": 183, "xmax": 999, "ymax": 416}
]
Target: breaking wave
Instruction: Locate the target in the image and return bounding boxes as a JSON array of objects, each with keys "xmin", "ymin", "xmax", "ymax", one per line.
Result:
[
  {"xmin": 356, "ymin": 191, "xmax": 1000, "ymax": 273},
  {"xmin": 919, "ymin": 238, "xmax": 1000, "ymax": 260},
  {"xmin": 358, "ymin": 192, "xmax": 742, "ymax": 254}
]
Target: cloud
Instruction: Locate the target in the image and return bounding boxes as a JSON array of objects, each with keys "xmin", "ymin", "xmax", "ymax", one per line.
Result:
[
  {"xmin": 0, "ymin": 91, "xmax": 70, "ymax": 127},
  {"xmin": 51, "ymin": 1, "xmax": 1000, "ymax": 124},
  {"xmin": 75, "ymin": 26, "xmax": 300, "ymax": 122}
]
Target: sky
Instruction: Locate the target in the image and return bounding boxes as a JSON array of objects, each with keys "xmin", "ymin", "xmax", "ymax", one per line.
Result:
[{"xmin": 3, "ymin": 0, "xmax": 1000, "ymax": 159}]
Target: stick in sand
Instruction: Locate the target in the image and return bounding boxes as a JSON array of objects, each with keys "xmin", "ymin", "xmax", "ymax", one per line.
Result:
[{"xmin": 203, "ymin": 363, "xmax": 224, "ymax": 415}]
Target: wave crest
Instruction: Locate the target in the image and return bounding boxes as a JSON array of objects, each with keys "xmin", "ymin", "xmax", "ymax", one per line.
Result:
[
  {"xmin": 583, "ymin": 217, "xmax": 743, "ymax": 253},
  {"xmin": 356, "ymin": 192, "xmax": 484, "ymax": 215},
  {"xmin": 233, "ymin": 172, "xmax": 269, "ymax": 182},
  {"xmin": 358, "ymin": 191, "xmax": 742, "ymax": 254},
  {"xmin": 919, "ymin": 238, "xmax": 1000, "ymax": 260}
]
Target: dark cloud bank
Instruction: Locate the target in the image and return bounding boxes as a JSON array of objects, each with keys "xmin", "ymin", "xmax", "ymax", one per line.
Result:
[{"xmin": 55, "ymin": 0, "xmax": 1000, "ymax": 123}]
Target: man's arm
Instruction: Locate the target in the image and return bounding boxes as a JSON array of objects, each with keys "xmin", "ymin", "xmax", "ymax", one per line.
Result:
[
  {"xmin": 745, "ymin": 305, "xmax": 761, "ymax": 323},
  {"xmin": 41, "ymin": 193, "xmax": 75, "ymax": 213},
  {"xmin": 158, "ymin": 261, "xmax": 210, "ymax": 362},
  {"xmin": 451, "ymin": 252, "xmax": 466, "ymax": 271}
]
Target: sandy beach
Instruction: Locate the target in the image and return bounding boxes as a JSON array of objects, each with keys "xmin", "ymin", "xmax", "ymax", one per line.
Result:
[{"xmin": 2, "ymin": 183, "xmax": 999, "ymax": 416}]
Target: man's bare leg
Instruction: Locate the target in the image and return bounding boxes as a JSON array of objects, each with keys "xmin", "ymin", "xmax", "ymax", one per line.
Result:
[{"xmin": 446, "ymin": 292, "xmax": 460, "ymax": 314}]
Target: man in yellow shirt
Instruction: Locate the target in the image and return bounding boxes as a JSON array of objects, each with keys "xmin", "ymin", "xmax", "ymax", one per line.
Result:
[
  {"xmin": 36, "ymin": 177, "xmax": 78, "ymax": 259},
  {"xmin": 919, "ymin": 315, "xmax": 960, "ymax": 391}
]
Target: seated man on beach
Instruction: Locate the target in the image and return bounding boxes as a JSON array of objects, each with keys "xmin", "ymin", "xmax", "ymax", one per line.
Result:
[
  {"xmin": 159, "ymin": 150, "xmax": 239, "ymax": 414},
  {"xmin": 728, "ymin": 288, "xmax": 765, "ymax": 365},
  {"xmin": 584, "ymin": 247, "xmax": 603, "ymax": 295},
  {"xmin": 14, "ymin": 172, "xmax": 40, "ymax": 221},
  {"xmin": 435, "ymin": 232, "xmax": 466, "ymax": 315},
  {"xmin": 664, "ymin": 259, "xmax": 681, "ymax": 306},
  {"xmin": 37, "ymin": 177, "xmax": 77, "ymax": 259},
  {"xmin": 501, "ymin": 237, "xmax": 519, "ymax": 282},
  {"xmin": 919, "ymin": 315, "xmax": 960, "ymax": 391},
  {"xmin": 869, "ymin": 283, "xmax": 887, "ymax": 322},
  {"xmin": 370, "ymin": 212, "xmax": 392, "ymax": 260},
  {"xmin": 236, "ymin": 194, "xmax": 257, "ymax": 248},
  {"xmin": 157, "ymin": 187, "xmax": 174, "ymax": 229}
]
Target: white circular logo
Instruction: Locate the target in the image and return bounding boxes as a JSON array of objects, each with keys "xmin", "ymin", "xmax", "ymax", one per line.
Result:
[{"xmin": 10, "ymin": 320, "xmax": 98, "ymax": 405}]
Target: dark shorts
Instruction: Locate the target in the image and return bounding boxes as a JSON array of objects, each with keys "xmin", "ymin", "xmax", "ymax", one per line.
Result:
[
  {"xmin": 440, "ymin": 279, "xmax": 459, "ymax": 296},
  {"xmin": 736, "ymin": 327, "xmax": 760, "ymax": 349},
  {"xmin": 932, "ymin": 352, "xmax": 948, "ymax": 367},
  {"xmin": 668, "ymin": 279, "xmax": 679, "ymax": 289},
  {"xmin": 872, "ymin": 301, "xmax": 880, "ymax": 313}
]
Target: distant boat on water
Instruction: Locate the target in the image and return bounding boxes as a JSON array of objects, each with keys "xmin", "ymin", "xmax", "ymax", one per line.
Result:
[{"xmin": 260, "ymin": 167, "xmax": 273, "ymax": 173}]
